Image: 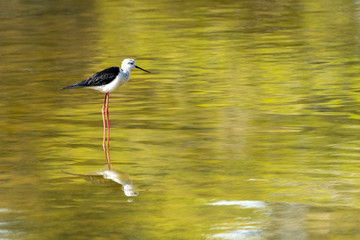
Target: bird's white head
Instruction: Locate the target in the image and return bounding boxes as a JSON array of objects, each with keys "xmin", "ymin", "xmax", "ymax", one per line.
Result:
[
  {"xmin": 121, "ymin": 59, "xmax": 150, "ymax": 73},
  {"xmin": 121, "ymin": 59, "xmax": 136, "ymax": 71}
]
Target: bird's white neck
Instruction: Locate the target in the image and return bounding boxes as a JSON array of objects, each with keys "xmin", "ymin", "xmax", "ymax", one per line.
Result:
[{"xmin": 120, "ymin": 68, "xmax": 130, "ymax": 79}]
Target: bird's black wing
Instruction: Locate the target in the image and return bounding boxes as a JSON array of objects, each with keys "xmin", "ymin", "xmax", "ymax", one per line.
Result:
[
  {"xmin": 61, "ymin": 67, "xmax": 120, "ymax": 89},
  {"xmin": 78, "ymin": 67, "xmax": 120, "ymax": 87}
]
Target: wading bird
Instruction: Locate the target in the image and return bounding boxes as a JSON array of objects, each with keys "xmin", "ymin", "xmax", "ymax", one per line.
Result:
[{"xmin": 61, "ymin": 59, "xmax": 150, "ymax": 168}]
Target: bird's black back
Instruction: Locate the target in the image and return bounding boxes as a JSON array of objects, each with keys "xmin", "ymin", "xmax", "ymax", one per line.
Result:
[
  {"xmin": 62, "ymin": 67, "xmax": 120, "ymax": 89},
  {"xmin": 78, "ymin": 67, "xmax": 120, "ymax": 87}
]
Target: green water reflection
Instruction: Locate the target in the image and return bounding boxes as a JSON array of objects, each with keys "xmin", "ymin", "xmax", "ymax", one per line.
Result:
[{"xmin": 1, "ymin": 0, "xmax": 360, "ymax": 239}]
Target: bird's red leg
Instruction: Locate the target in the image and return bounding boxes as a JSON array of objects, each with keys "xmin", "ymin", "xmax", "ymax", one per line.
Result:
[
  {"xmin": 105, "ymin": 92, "xmax": 111, "ymax": 169},
  {"xmin": 102, "ymin": 93, "xmax": 107, "ymax": 162},
  {"xmin": 102, "ymin": 93, "xmax": 110, "ymax": 169}
]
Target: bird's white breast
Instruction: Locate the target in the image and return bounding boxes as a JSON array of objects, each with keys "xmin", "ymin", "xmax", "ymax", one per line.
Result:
[{"xmin": 91, "ymin": 71, "xmax": 129, "ymax": 93}]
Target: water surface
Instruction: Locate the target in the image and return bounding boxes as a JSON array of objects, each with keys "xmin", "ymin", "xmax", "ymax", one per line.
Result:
[{"xmin": 1, "ymin": 0, "xmax": 360, "ymax": 239}]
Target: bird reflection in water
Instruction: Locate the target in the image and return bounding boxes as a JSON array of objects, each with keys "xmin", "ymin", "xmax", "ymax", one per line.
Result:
[
  {"xmin": 63, "ymin": 117, "xmax": 138, "ymax": 197},
  {"xmin": 62, "ymin": 119, "xmax": 139, "ymax": 197},
  {"xmin": 63, "ymin": 167, "xmax": 139, "ymax": 197}
]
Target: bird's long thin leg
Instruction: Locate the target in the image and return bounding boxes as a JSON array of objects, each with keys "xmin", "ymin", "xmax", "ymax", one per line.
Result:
[
  {"xmin": 101, "ymin": 94, "xmax": 106, "ymax": 151},
  {"xmin": 102, "ymin": 93, "xmax": 107, "ymax": 161},
  {"xmin": 102, "ymin": 93, "xmax": 111, "ymax": 169},
  {"xmin": 106, "ymin": 93, "xmax": 111, "ymax": 168}
]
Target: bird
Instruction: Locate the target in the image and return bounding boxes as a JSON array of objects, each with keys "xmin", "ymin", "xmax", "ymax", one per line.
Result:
[{"xmin": 61, "ymin": 58, "xmax": 150, "ymax": 168}]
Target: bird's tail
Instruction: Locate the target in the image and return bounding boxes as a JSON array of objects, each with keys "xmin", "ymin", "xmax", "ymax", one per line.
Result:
[{"xmin": 60, "ymin": 83, "xmax": 84, "ymax": 90}]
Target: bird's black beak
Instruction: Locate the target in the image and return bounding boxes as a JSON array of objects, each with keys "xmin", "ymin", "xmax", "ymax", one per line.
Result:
[{"xmin": 135, "ymin": 65, "xmax": 150, "ymax": 73}]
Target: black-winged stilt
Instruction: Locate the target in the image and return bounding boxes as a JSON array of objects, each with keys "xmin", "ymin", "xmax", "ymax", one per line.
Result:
[{"xmin": 61, "ymin": 59, "xmax": 150, "ymax": 168}]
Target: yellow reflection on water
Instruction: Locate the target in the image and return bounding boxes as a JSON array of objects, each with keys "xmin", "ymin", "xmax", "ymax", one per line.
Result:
[{"xmin": 1, "ymin": 0, "xmax": 360, "ymax": 239}]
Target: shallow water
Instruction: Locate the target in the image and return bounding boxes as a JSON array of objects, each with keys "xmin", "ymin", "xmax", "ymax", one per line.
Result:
[{"xmin": 1, "ymin": 0, "xmax": 360, "ymax": 239}]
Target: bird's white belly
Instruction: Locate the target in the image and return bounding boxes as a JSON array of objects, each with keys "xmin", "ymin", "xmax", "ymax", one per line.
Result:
[{"xmin": 91, "ymin": 74, "xmax": 129, "ymax": 93}]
